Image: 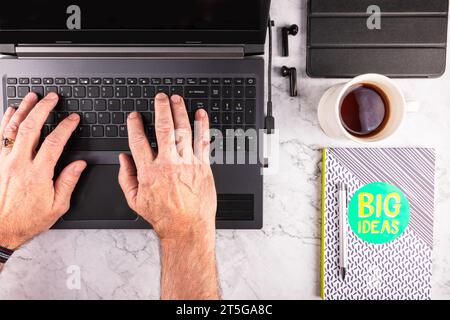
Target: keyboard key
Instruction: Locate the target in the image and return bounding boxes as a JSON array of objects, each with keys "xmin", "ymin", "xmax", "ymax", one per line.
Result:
[
  {"xmin": 92, "ymin": 126, "xmax": 104, "ymax": 137},
  {"xmin": 7, "ymin": 99, "xmax": 22, "ymax": 108},
  {"xmin": 43, "ymin": 78, "xmax": 53, "ymax": 85},
  {"xmin": 245, "ymin": 100, "xmax": 256, "ymax": 124},
  {"xmin": 246, "ymin": 78, "xmax": 256, "ymax": 85},
  {"xmin": 115, "ymin": 78, "xmax": 126, "ymax": 85},
  {"xmin": 234, "ymin": 100, "xmax": 244, "ymax": 112},
  {"xmin": 210, "ymin": 113, "xmax": 220, "ymax": 125},
  {"xmin": 103, "ymin": 78, "xmax": 113, "ymax": 85},
  {"xmin": 121, "ymin": 99, "xmax": 134, "ymax": 111},
  {"xmin": 108, "ymin": 100, "xmax": 120, "ymax": 111},
  {"xmin": 245, "ymin": 86, "xmax": 256, "ymax": 98},
  {"xmin": 7, "ymin": 78, "xmax": 17, "ymax": 85},
  {"xmin": 31, "ymin": 86, "xmax": 44, "ymax": 97},
  {"xmin": 68, "ymin": 78, "xmax": 78, "ymax": 84},
  {"xmin": 234, "ymin": 86, "xmax": 244, "ymax": 98},
  {"xmin": 222, "ymin": 100, "xmax": 232, "ymax": 112},
  {"xmin": 106, "ymin": 125, "xmax": 118, "ymax": 137},
  {"xmin": 112, "ymin": 112, "xmax": 124, "ymax": 124},
  {"xmin": 156, "ymin": 86, "xmax": 170, "ymax": 95},
  {"xmin": 187, "ymin": 78, "xmax": 197, "ymax": 85},
  {"xmin": 45, "ymin": 86, "xmax": 58, "ymax": 95},
  {"xmin": 151, "ymin": 78, "xmax": 162, "ymax": 85},
  {"xmin": 79, "ymin": 78, "xmax": 90, "ymax": 85},
  {"xmin": 74, "ymin": 86, "xmax": 86, "ymax": 98},
  {"xmin": 136, "ymin": 99, "xmax": 149, "ymax": 111},
  {"xmin": 234, "ymin": 112, "xmax": 244, "ymax": 125},
  {"xmin": 211, "ymin": 100, "xmax": 220, "ymax": 111},
  {"xmin": 83, "ymin": 112, "xmax": 97, "ymax": 124},
  {"xmin": 191, "ymin": 100, "xmax": 208, "ymax": 111},
  {"xmin": 77, "ymin": 126, "xmax": 90, "ymax": 138},
  {"xmin": 211, "ymin": 87, "xmax": 221, "ymax": 98},
  {"xmin": 31, "ymin": 78, "xmax": 42, "ymax": 85},
  {"xmin": 129, "ymin": 86, "xmax": 141, "ymax": 98},
  {"xmin": 141, "ymin": 112, "xmax": 153, "ymax": 125},
  {"xmin": 185, "ymin": 86, "xmax": 209, "ymax": 98},
  {"xmin": 119, "ymin": 125, "xmax": 128, "ymax": 137},
  {"xmin": 98, "ymin": 112, "xmax": 110, "ymax": 124},
  {"xmin": 234, "ymin": 78, "xmax": 244, "ymax": 85},
  {"xmin": 59, "ymin": 86, "xmax": 72, "ymax": 98},
  {"xmin": 211, "ymin": 78, "xmax": 220, "ymax": 85},
  {"xmin": 115, "ymin": 86, "xmax": 127, "ymax": 98},
  {"xmin": 127, "ymin": 78, "xmax": 137, "ymax": 85},
  {"xmin": 94, "ymin": 99, "xmax": 107, "ymax": 111},
  {"xmin": 175, "ymin": 78, "xmax": 185, "ymax": 85},
  {"xmin": 7, "ymin": 87, "xmax": 16, "ymax": 98},
  {"xmin": 222, "ymin": 78, "xmax": 232, "ymax": 85},
  {"xmin": 45, "ymin": 113, "xmax": 55, "ymax": 125},
  {"xmin": 101, "ymin": 86, "xmax": 114, "ymax": 98},
  {"xmin": 222, "ymin": 86, "xmax": 232, "ymax": 98},
  {"xmin": 170, "ymin": 86, "xmax": 183, "ymax": 96},
  {"xmin": 143, "ymin": 86, "xmax": 156, "ymax": 98},
  {"xmin": 91, "ymin": 78, "xmax": 102, "ymax": 85},
  {"xmin": 66, "ymin": 99, "xmax": 79, "ymax": 111},
  {"xmin": 19, "ymin": 78, "xmax": 30, "ymax": 84},
  {"xmin": 139, "ymin": 78, "xmax": 150, "ymax": 85},
  {"xmin": 163, "ymin": 78, "xmax": 173, "ymax": 85},
  {"xmin": 80, "ymin": 99, "xmax": 93, "ymax": 111},
  {"xmin": 87, "ymin": 86, "xmax": 100, "ymax": 98},
  {"xmin": 55, "ymin": 78, "xmax": 66, "ymax": 85},
  {"xmin": 199, "ymin": 78, "xmax": 209, "ymax": 85},
  {"xmin": 56, "ymin": 112, "xmax": 69, "ymax": 123},
  {"xmin": 222, "ymin": 113, "xmax": 232, "ymax": 124},
  {"xmin": 18, "ymin": 86, "xmax": 30, "ymax": 98}
]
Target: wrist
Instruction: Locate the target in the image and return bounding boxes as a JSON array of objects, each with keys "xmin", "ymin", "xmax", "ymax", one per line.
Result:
[
  {"xmin": 0, "ymin": 232, "xmax": 23, "ymax": 251},
  {"xmin": 160, "ymin": 224, "xmax": 216, "ymax": 253}
]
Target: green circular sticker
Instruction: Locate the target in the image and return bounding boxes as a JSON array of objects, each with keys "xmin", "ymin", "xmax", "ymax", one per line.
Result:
[{"xmin": 348, "ymin": 182, "xmax": 410, "ymax": 244}]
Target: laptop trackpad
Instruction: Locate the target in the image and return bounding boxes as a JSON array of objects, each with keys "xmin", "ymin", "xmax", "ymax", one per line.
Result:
[{"xmin": 62, "ymin": 165, "xmax": 138, "ymax": 221}]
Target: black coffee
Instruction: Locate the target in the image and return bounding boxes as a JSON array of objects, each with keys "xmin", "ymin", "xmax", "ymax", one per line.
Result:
[{"xmin": 340, "ymin": 84, "xmax": 389, "ymax": 137}]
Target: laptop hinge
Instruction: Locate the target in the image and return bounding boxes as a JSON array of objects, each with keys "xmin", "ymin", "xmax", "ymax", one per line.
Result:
[
  {"xmin": 0, "ymin": 44, "xmax": 16, "ymax": 58},
  {"xmin": 15, "ymin": 45, "xmax": 245, "ymax": 59}
]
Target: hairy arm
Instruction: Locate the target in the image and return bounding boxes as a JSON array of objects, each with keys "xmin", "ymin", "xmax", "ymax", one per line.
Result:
[{"xmin": 161, "ymin": 230, "xmax": 219, "ymax": 300}]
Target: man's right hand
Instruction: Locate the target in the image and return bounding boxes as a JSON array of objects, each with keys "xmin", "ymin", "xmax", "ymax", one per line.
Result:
[{"xmin": 118, "ymin": 93, "xmax": 219, "ymax": 300}]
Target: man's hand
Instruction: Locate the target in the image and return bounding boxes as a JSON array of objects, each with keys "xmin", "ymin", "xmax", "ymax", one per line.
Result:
[
  {"xmin": 118, "ymin": 93, "xmax": 219, "ymax": 300},
  {"xmin": 0, "ymin": 93, "xmax": 86, "ymax": 252}
]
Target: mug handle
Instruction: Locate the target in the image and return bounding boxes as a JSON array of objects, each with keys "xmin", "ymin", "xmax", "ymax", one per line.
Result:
[{"xmin": 406, "ymin": 100, "xmax": 420, "ymax": 113}]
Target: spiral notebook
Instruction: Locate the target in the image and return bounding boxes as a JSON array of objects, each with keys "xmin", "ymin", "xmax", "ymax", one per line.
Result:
[{"xmin": 321, "ymin": 148, "xmax": 436, "ymax": 300}]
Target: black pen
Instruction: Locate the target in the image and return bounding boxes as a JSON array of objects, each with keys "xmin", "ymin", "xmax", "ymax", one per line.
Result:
[{"xmin": 338, "ymin": 182, "xmax": 348, "ymax": 281}]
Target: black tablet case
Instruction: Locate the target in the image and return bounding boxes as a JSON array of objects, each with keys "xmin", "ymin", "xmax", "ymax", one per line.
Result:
[{"xmin": 307, "ymin": 0, "xmax": 449, "ymax": 78}]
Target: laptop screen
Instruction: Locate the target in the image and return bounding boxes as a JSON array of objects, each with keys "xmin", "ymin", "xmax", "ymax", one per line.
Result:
[{"xmin": 0, "ymin": 0, "xmax": 271, "ymax": 45}]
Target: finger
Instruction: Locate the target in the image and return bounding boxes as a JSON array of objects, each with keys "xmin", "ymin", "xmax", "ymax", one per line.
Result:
[
  {"xmin": 1, "ymin": 93, "xmax": 38, "ymax": 155},
  {"xmin": 13, "ymin": 92, "xmax": 59, "ymax": 155},
  {"xmin": 154, "ymin": 93, "xmax": 177, "ymax": 159},
  {"xmin": 127, "ymin": 112, "xmax": 154, "ymax": 170},
  {"xmin": 194, "ymin": 109, "xmax": 211, "ymax": 164},
  {"xmin": 34, "ymin": 113, "xmax": 80, "ymax": 171},
  {"xmin": 118, "ymin": 153, "xmax": 139, "ymax": 211},
  {"xmin": 0, "ymin": 107, "xmax": 16, "ymax": 150},
  {"xmin": 170, "ymin": 95, "xmax": 193, "ymax": 161},
  {"xmin": 53, "ymin": 160, "xmax": 87, "ymax": 215}
]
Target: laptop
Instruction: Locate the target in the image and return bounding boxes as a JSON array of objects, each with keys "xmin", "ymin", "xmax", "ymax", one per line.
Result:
[{"xmin": 0, "ymin": 0, "xmax": 270, "ymax": 229}]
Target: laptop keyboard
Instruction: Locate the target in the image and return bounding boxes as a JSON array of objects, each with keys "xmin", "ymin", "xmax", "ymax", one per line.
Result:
[{"xmin": 5, "ymin": 76, "xmax": 257, "ymax": 151}]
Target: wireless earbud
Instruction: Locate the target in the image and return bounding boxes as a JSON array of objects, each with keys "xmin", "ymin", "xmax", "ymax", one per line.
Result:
[
  {"xmin": 281, "ymin": 66, "xmax": 297, "ymax": 97},
  {"xmin": 282, "ymin": 24, "xmax": 299, "ymax": 57}
]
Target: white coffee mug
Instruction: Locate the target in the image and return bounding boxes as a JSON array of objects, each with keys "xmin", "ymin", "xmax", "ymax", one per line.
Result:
[{"xmin": 317, "ymin": 73, "xmax": 419, "ymax": 143}]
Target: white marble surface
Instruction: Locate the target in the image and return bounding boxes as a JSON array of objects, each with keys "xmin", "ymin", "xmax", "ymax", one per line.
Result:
[{"xmin": 1, "ymin": 0, "xmax": 450, "ymax": 300}]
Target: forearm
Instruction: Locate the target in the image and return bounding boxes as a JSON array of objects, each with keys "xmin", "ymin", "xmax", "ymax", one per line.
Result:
[
  {"xmin": 160, "ymin": 228, "xmax": 220, "ymax": 300},
  {"xmin": 0, "ymin": 262, "xmax": 4, "ymax": 273}
]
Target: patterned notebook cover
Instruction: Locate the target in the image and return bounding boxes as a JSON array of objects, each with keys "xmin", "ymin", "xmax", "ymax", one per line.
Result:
[{"xmin": 321, "ymin": 148, "xmax": 436, "ymax": 300}]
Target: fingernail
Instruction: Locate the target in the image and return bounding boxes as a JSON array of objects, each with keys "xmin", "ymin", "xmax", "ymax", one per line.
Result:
[
  {"xmin": 129, "ymin": 112, "xmax": 140, "ymax": 119},
  {"xmin": 47, "ymin": 92, "xmax": 59, "ymax": 100},
  {"xmin": 68, "ymin": 113, "xmax": 79, "ymax": 120},
  {"xmin": 23, "ymin": 92, "xmax": 37, "ymax": 102},
  {"xmin": 156, "ymin": 93, "xmax": 167, "ymax": 101},
  {"xmin": 171, "ymin": 95, "xmax": 181, "ymax": 103},
  {"xmin": 73, "ymin": 162, "xmax": 87, "ymax": 175},
  {"xmin": 199, "ymin": 109, "xmax": 207, "ymax": 118}
]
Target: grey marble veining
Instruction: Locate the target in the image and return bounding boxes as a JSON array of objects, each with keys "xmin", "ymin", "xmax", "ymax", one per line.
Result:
[{"xmin": 1, "ymin": 0, "xmax": 450, "ymax": 299}]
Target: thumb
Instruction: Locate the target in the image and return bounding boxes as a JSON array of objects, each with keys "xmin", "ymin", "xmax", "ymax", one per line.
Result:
[
  {"xmin": 118, "ymin": 153, "xmax": 139, "ymax": 210},
  {"xmin": 53, "ymin": 160, "xmax": 87, "ymax": 215}
]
